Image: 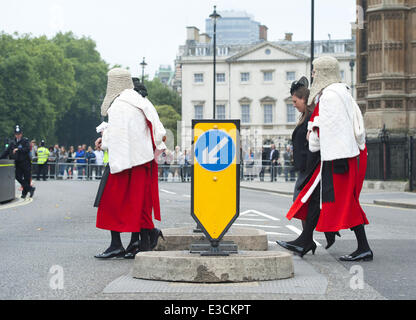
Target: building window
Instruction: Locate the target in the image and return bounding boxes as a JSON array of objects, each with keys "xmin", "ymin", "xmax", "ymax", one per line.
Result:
[
  {"xmin": 194, "ymin": 73, "xmax": 204, "ymax": 83},
  {"xmin": 216, "ymin": 105, "xmax": 226, "ymax": 120},
  {"xmin": 314, "ymin": 45, "xmax": 323, "ymax": 55},
  {"xmin": 216, "ymin": 73, "xmax": 225, "ymax": 83},
  {"xmin": 195, "ymin": 105, "xmax": 204, "ymax": 119},
  {"xmin": 264, "ymin": 104, "xmax": 273, "ymax": 124},
  {"xmin": 240, "ymin": 72, "xmax": 250, "ymax": 82},
  {"xmin": 340, "ymin": 70, "xmax": 345, "ymax": 81},
  {"xmin": 263, "ymin": 71, "xmax": 273, "ymax": 82},
  {"xmin": 335, "ymin": 43, "xmax": 345, "ymax": 53},
  {"xmin": 287, "ymin": 104, "xmax": 296, "ymax": 123},
  {"xmin": 217, "ymin": 47, "xmax": 229, "ymax": 56},
  {"xmin": 241, "ymin": 104, "xmax": 250, "ymax": 123},
  {"xmin": 286, "ymin": 72, "xmax": 296, "ymax": 81}
]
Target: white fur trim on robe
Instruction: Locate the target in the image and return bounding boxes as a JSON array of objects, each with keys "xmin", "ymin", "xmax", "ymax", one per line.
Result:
[
  {"xmin": 101, "ymin": 89, "xmax": 167, "ymax": 174},
  {"xmin": 308, "ymin": 83, "xmax": 365, "ymax": 161}
]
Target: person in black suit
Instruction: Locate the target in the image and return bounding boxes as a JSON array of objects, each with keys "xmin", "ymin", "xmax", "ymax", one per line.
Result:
[
  {"xmin": 269, "ymin": 144, "xmax": 279, "ymax": 181},
  {"xmin": 0, "ymin": 125, "xmax": 35, "ymax": 199},
  {"xmin": 259, "ymin": 147, "xmax": 267, "ymax": 181}
]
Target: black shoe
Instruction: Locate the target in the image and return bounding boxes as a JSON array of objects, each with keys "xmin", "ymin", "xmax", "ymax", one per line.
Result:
[
  {"xmin": 94, "ymin": 247, "xmax": 125, "ymax": 259},
  {"xmin": 139, "ymin": 229, "xmax": 152, "ymax": 252},
  {"xmin": 300, "ymin": 242, "xmax": 317, "ymax": 258},
  {"xmin": 339, "ymin": 250, "xmax": 373, "ymax": 262},
  {"xmin": 149, "ymin": 228, "xmax": 165, "ymax": 250},
  {"xmin": 124, "ymin": 241, "xmax": 140, "ymax": 259},
  {"xmin": 21, "ymin": 192, "xmax": 27, "ymax": 199},
  {"xmin": 29, "ymin": 187, "xmax": 36, "ymax": 198},
  {"xmin": 276, "ymin": 240, "xmax": 303, "ymax": 255},
  {"xmin": 325, "ymin": 231, "xmax": 341, "ymax": 249}
]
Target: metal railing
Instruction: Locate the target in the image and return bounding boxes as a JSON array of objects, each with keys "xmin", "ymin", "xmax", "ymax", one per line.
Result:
[
  {"xmin": 30, "ymin": 157, "xmax": 299, "ymax": 183},
  {"xmin": 31, "ymin": 157, "xmax": 105, "ymax": 180}
]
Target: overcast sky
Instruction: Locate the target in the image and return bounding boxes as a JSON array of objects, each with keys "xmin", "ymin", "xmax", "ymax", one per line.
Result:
[{"xmin": 1, "ymin": 0, "xmax": 356, "ymax": 78}]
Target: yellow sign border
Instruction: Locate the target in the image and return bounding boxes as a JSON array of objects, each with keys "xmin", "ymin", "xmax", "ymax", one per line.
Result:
[{"xmin": 191, "ymin": 119, "xmax": 240, "ymax": 242}]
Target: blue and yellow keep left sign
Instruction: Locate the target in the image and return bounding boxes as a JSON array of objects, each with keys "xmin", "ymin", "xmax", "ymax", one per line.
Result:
[{"xmin": 191, "ymin": 120, "xmax": 240, "ymax": 241}]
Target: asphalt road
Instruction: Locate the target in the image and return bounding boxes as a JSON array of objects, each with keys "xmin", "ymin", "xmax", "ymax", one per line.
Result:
[{"xmin": 0, "ymin": 180, "xmax": 415, "ymax": 300}]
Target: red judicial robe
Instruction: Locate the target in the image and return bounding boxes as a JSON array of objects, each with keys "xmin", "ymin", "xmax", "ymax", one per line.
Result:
[
  {"xmin": 286, "ymin": 103, "xmax": 369, "ymax": 232},
  {"xmin": 96, "ymin": 120, "xmax": 161, "ymax": 232}
]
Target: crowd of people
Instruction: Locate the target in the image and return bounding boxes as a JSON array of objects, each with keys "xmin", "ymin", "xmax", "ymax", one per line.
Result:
[
  {"xmin": 28, "ymin": 141, "xmax": 106, "ymax": 180},
  {"xmin": 20, "ymin": 139, "xmax": 299, "ymax": 183},
  {"xmin": 157, "ymin": 146, "xmax": 191, "ymax": 182},
  {"xmin": 242, "ymin": 144, "xmax": 297, "ymax": 182}
]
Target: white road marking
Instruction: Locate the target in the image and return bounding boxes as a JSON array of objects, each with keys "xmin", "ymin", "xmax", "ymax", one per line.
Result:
[
  {"xmin": 266, "ymin": 232, "xmax": 292, "ymax": 236},
  {"xmin": 240, "ymin": 213, "xmax": 258, "ymax": 217},
  {"xmin": 234, "ymin": 223, "xmax": 282, "ymax": 229},
  {"xmin": 240, "ymin": 209, "xmax": 280, "ymax": 221},
  {"xmin": 160, "ymin": 189, "xmax": 176, "ymax": 195},
  {"xmin": 249, "ymin": 209, "xmax": 280, "ymax": 221},
  {"xmin": 0, "ymin": 198, "xmax": 33, "ymax": 210},
  {"xmin": 285, "ymin": 225, "xmax": 322, "ymax": 247},
  {"xmin": 237, "ymin": 217, "xmax": 268, "ymax": 222},
  {"xmin": 285, "ymin": 225, "xmax": 302, "ymax": 236},
  {"xmin": 182, "ymin": 195, "xmax": 191, "ymax": 198}
]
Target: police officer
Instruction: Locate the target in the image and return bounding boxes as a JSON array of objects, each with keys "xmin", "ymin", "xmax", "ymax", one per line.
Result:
[
  {"xmin": 0, "ymin": 125, "xmax": 35, "ymax": 198},
  {"xmin": 36, "ymin": 140, "xmax": 49, "ymax": 181}
]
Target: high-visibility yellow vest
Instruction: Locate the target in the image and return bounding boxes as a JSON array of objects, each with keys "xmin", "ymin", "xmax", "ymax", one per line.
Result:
[
  {"xmin": 37, "ymin": 147, "xmax": 50, "ymax": 164},
  {"xmin": 103, "ymin": 150, "xmax": 109, "ymax": 164}
]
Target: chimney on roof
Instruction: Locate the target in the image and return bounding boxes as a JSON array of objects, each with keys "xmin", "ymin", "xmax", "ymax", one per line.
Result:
[
  {"xmin": 285, "ymin": 33, "xmax": 293, "ymax": 41},
  {"xmin": 259, "ymin": 25, "xmax": 268, "ymax": 41},
  {"xmin": 199, "ymin": 33, "xmax": 211, "ymax": 44},
  {"xmin": 186, "ymin": 26, "xmax": 200, "ymax": 42}
]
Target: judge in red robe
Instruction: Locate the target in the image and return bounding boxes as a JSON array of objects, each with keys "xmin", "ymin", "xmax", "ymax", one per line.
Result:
[
  {"xmin": 279, "ymin": 56, "xmax": 373, "ymax": 262},
  {"xmin": 94, "ymin": 68, "xmax": 167, "ymax": 259}
]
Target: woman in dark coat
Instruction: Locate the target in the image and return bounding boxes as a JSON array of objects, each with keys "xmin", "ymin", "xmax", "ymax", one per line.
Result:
[{"xmin": 277, "ymin": 77, "xmax": 339, "ymax": 255}]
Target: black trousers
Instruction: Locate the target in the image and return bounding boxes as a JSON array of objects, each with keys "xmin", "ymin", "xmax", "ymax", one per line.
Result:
[
  {"xmin": 304, "ymin": 184, "xmax": 321, "ymax": 239},
  {"xmin": 15, "ymin": 162, "xmax": 31, "ymax": 194},
  {"xmin": 36, "ymin": 163, "xmax": 48, "ymax": 180}
]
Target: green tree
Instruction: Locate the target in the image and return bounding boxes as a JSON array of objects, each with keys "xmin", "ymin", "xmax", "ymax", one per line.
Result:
[
  {"xmin": 155, "ymin": 105, "xmax": 181, "ymax": 146},
  {"xmin": 0, "ymin": 33, "xmax": 61, "ymax": 143},
  {"xmin": 145, "ymin": 78, "xmax": 181, "ymax": 115},
  {"xmin": 52, "ymin": 32, "xmax": 109, "ymax": 147}
]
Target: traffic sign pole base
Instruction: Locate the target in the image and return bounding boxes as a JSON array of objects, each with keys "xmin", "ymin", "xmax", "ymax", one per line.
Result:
[
  {"xmin": 190, "ymin": 240, "xmax": 238, "ymax": 255},
  {"xmin": 193, "ymin": 224, "xmax": 203, "ymax": 233},
  {"xmin": 199, "ymin": 240, "xmax": 237, "ymax": 256}
]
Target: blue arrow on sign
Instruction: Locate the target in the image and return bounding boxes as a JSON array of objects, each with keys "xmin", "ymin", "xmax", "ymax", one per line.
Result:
[{"xmin": 195, "ymin": 130, "xmax": 236, "ymax": 172}]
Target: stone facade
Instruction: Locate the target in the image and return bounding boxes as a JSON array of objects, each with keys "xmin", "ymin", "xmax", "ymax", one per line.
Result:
[
  {"xmin": 356, "ymin": 0, "xmax": 416, "ymax": 137},
  {"xmin": 176, "ymin": 28, "xmax": 356, "ymax": 155}
]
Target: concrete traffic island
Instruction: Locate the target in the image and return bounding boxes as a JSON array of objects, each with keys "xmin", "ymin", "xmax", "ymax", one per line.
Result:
[
  {"xmin": 132, "ymin": 250, "xmax": 294, "ymax": 283},
  {"xmin": 154, "ymin": 226, "xmax": 268, "ymax": 251},
  {"xmin": 133, "ymin": 226, "xmax": 294, "ymax": 283}
]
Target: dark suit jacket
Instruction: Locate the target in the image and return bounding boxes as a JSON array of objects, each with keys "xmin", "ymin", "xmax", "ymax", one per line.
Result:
[
  {"xmin": 291, "ymin": 116, "xmax": 309, "ymax": 172},
  {"xmin": 269, "ymin": 149, "xmax": 279, "ymax": 163},
  {"xmin": 292, "ymin": 115, "xmax": 320, "ymax": 190}
]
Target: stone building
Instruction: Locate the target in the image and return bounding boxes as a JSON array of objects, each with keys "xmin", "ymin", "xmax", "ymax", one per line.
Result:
[
  {"xmin": 355, "ymin": 0, "xmax": 416, "ymax": 137},
  {"xmin": 176, "ymin": 25, "xmax": 356, "ymax": 155}
]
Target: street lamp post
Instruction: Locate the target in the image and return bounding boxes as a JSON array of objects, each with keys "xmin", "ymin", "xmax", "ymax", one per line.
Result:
[
  {"xmin": 349, "ymin": 59, "xmax": 355, "ymax": 98},
  {"xmin": 210, "ymin": 6, "xmax": 221, "ymax": 119},
  {"xmin": 140, "ymin": 57, "xmax": 147, "ymax": 83},
  {"xmin": 310, "ymin": 0, "xmax": 315, "ymax": 84}
]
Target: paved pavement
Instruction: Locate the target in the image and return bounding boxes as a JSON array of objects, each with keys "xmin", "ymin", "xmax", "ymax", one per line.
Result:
[{"xmin": 0, "ymin": 179, "xmax": 415, "ymax": 301}]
